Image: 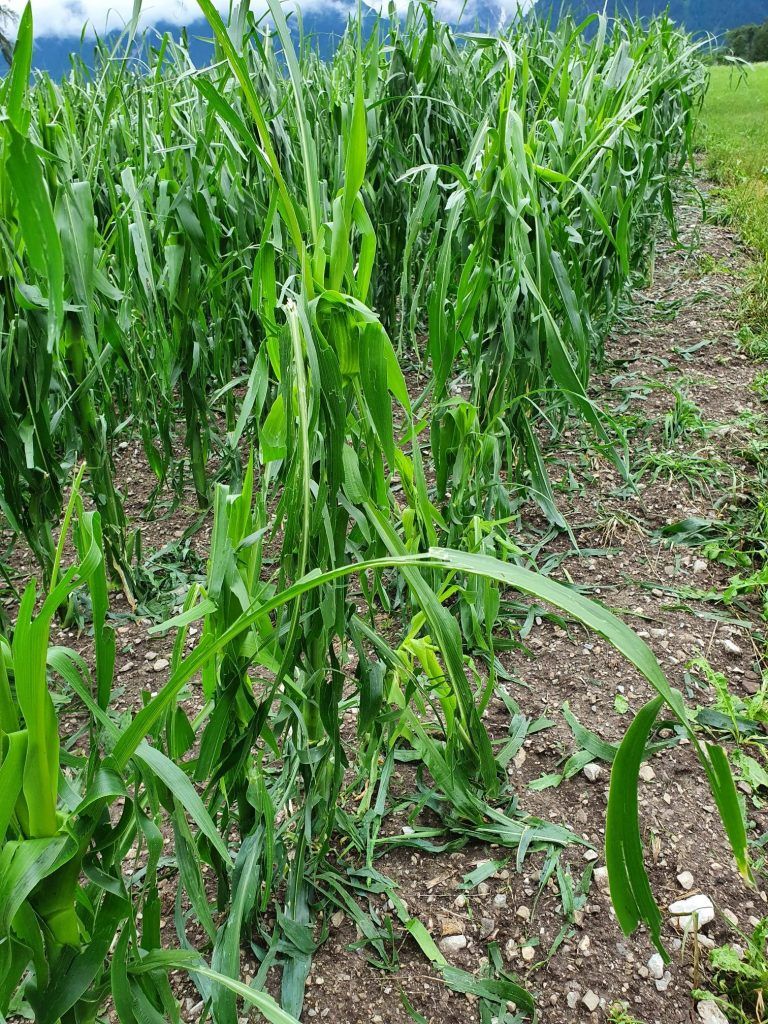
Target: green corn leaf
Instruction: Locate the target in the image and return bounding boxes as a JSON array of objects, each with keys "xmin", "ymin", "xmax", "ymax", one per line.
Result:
[
  {"xmin": 6, "ymin": 3, "xmax": 33, "ymax": 131},
  {"xmin": 6, "ymin": 128, "xmax": 65, "ymax": 351},
  {"xmin": 605, "ymin": 697, "xmax": 666, "ymax": 956}
]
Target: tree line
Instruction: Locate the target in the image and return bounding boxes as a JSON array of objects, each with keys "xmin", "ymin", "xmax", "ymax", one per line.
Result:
[{"xmin": 725, "ymin": 19, "xmax": 768, "ymax": 62}]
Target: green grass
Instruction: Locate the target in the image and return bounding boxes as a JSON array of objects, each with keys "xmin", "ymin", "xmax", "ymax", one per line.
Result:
[{"xmin": 702, "ymin": 63, "xmax": 768, "ymax": 330}]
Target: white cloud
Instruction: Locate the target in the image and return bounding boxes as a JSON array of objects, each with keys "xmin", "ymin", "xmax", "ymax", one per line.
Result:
[
  {"xmin": 4, "ymin": 0, "xmax": 223, "ymax": 38},
  {"xmin": 4, "ymin": 0, "xmax": 534, "ymax": 40}
]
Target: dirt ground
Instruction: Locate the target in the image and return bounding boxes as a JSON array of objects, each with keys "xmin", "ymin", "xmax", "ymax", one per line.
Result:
[{"xmin": 6, "ymin": 178, "xmax": 767, "ymax": 1024}]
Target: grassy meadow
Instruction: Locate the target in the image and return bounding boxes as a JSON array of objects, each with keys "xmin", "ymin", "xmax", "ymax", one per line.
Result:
[{"xmin": 703, "ymin": 62, "xmax": 768, "ymax": 329}]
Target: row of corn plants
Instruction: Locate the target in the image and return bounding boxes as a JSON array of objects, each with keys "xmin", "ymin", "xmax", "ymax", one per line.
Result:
[
  {"xmin": 0, "ymin": 3, "xmax": 750, "ymax": 1023},
  {"xmin": 0, "ymin": 1, "xmax": 705, "ymax": 582}
]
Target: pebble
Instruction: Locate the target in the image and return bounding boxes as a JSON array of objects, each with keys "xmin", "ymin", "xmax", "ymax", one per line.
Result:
[
  {"xmin": 577, "ymin": 935, "xmax": 591, "ymax": 956},
  {"xmin": 439, "ymin": 917, "xmax": 464, "ymax": 937},
  {"xmin": 584, "ymin": 849, "xmax": 599, "ymax": 862},
  {"xmin": 655, "ymin": 971, "xmax": 672, "ymax": 992},
  {"xmin": 647, "ymin": 953, "xmax": 664, "ymax": 980},
  {"xmin": 697, "ymin": 1001, "xmax": 730, "ymax": 1024},
  {"xmin": 583, "ymin": 763, "xmax": 602, "ymax": 782},
  {"xmin": 722, "ymin": 908, "xmax": 739, "ymax": 928},
  {"xmin": 582, "ymin": 990, "xmax": 600, "ymax": 1012},
  {"xmin": 477, "ymin": 882, "xmax": 490, "ymax": 897},
  {"xmin": 493, "ymin": 894, "xmax": 507, "ymax": 908},
  {"xmin": 693, "ymin": 558, "xmax": 708, "ymax": 574},
  {"xmin": 153, "ymin": 658, "xmax": 169, "ymax": 672},
  {"xmin": 454, "ymin": 895, "xmax": 467, "ymax": 909},
  {"xmin": 479, "ymin": 917, "xmax": 496, "ymax": 939},
  {"xmin": 439, "ymin": 935, "xmax": 468, "ymax": 954},
  {"xmin": 677, "ymin": 870, "xmax": 695, "ymax": 890},
  {"xmin": 593, "ymin": 866, "xmax": 610, "ymax": 891},
  {"xmin": 566, "ymin": 990, "xmax": 580, "ymax": 1010},
  {"xmin": 719, "ymin": 638, "xmax": 743, "ymax": 656},
  {"xmin": 669, "ymin": 894, "xmax": 715, "ymax": 931},
  {"xmin": 521, "ymin": 946, "xmax": 535, "ymax": 962},
  {"xmin": 516, "ymin": 906, "xmax": 531, "ymax": 921},
  {"xmin": 638, "ymin": 763, "xmax": 656, "ymax": 782}
]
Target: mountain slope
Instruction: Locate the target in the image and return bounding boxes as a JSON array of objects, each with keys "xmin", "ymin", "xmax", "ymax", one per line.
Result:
[
  {"xmin": 21, "ymin": 0, "xmax": 768, "ymax": 77},
  {"xmin": 539, "ymin": 0, "xmax": 768, "ymax": 36}
]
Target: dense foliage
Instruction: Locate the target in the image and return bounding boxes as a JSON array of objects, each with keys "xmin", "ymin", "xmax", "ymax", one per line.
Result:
[
  {"xmin": 0, "ymin": 4, "xmax": 752, "ymax": 1023},
  {"xmin": 725, "ymin": 18, "xmax": 768, "ymax": 62},
  {"xmin": 553, "ymin": 0, "xmax": 768, "ymax": 36}
]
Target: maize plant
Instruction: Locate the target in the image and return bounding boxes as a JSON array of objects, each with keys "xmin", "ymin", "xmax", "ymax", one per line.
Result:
[{"xmin": 0, "ymin": 3, "xmax": 754, "ymax": 1024}]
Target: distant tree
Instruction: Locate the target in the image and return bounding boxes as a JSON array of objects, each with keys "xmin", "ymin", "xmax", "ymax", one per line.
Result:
[
  {"xmin": 0, "ymin": 4, "xmax": 17, "ymax": 66},
  {"xmin": 752, "ymin": 19, "xmax": 768, "ymax": 61},
  {"xmin": 725, "ymin": 23, "xmax": 757, "ymax": 59},
  {"xmin": 725, "ymin": 19, "xmax": 768, "ymax": 62}
]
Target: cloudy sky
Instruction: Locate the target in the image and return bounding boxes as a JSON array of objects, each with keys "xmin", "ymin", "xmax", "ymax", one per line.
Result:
[
  {"xmin": 4, "ymin": 1, "xmax": 260, "ymax": 37},
  {"xmin": 3, "ymin": 0, "xmax": 533, "ymax": 37}
]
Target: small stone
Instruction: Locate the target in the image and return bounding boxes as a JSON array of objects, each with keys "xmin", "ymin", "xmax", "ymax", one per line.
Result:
[
  {"xmin": 144, "ymin": 650, "xmax": 158, "ymax": 660},
  {"xmin": 722, "ymin": 909, "xmax": 739, "ymax": 928},
  {"xmin": 584, "ymin": 849, "xmax": 598, "ymax": 862},
  {"xmin": 577, "ymin": 935, "xmax": 591, "ymax": 956},
  {"xmin": 153, "ymin": 658, "xmax": 169, "ymax": 672},
  {"xmin": 693, "ymin": 559, "xmax": 708, "ymax": 574},
  {"xmin": 647, "ymin": 953, "xmax": 664, "ymax": 980},
  {"xmin": 582, "ymin": 990, "xmax": 600, "ymax": 1012},
  {"xmin": 479, "ymin": 917, "xmax": 496, "ymax": 939},
  {"xmin": 655, "ymin": 971, "xmax": 672, "ymax": 992},
  {"xmin": 583, "ymin": 763, "xmax": 602, "ymax": 782},
  {"xmin": 593, "ymin": 866, "xmax": 610, "ymax": 891},
  {"xmin": 504, "ymin": 938, "xmax": 517, "ymax": 961},
  {"xmin": 697, "ymin": 1000, "xmax": 730, "ymax": 1024},
  {"xmin": 477, "ymin": 882, "xmax": 490, "ymax": 897},
  {"xmin": 566, "ymin": 990, "xmax": 580, "ymax": 1009},
  {"xmin": 401, "ymin": 825, "xmax": 415, "ymax": 835},
  {"xmin": 439, "ymin": 934, "xmax": 468, "ymax": 954},
  {"xmin": 521, "ymin": 945, "xmax": 535, "ymax": 962},
  {"xmin": 669, "ymin": 894, "xmax": 715, "ymax": 931},
  {"xmin": 493, "ymin": 894, "xmax": 507, "ymax": 909},
  {"xmin": 638, "ymin": 763, "xmax": 656, "ymax": 782},
  {"xmin": 677, "ymin": 871, "xmax": 695, "ymax": 890},
  {"xmin": 439, "ymin": 916, "xmax": 464, "ymax": 937},
  {"xmin": 719, "ymin": 638, "xmax": 743, "ymax": 656},
  {"xmin": 516, "ymin": 905, "xmax": 531, "ymax": 921},
  {"xmin": 454, "ymin": 895, "xmax": 467, "ymax": 909}
]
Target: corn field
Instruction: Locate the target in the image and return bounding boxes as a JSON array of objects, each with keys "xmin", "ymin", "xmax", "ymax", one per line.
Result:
[{"xmin": 0, "ymin": 3, "xmax": 752, "ymax": 1022}]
